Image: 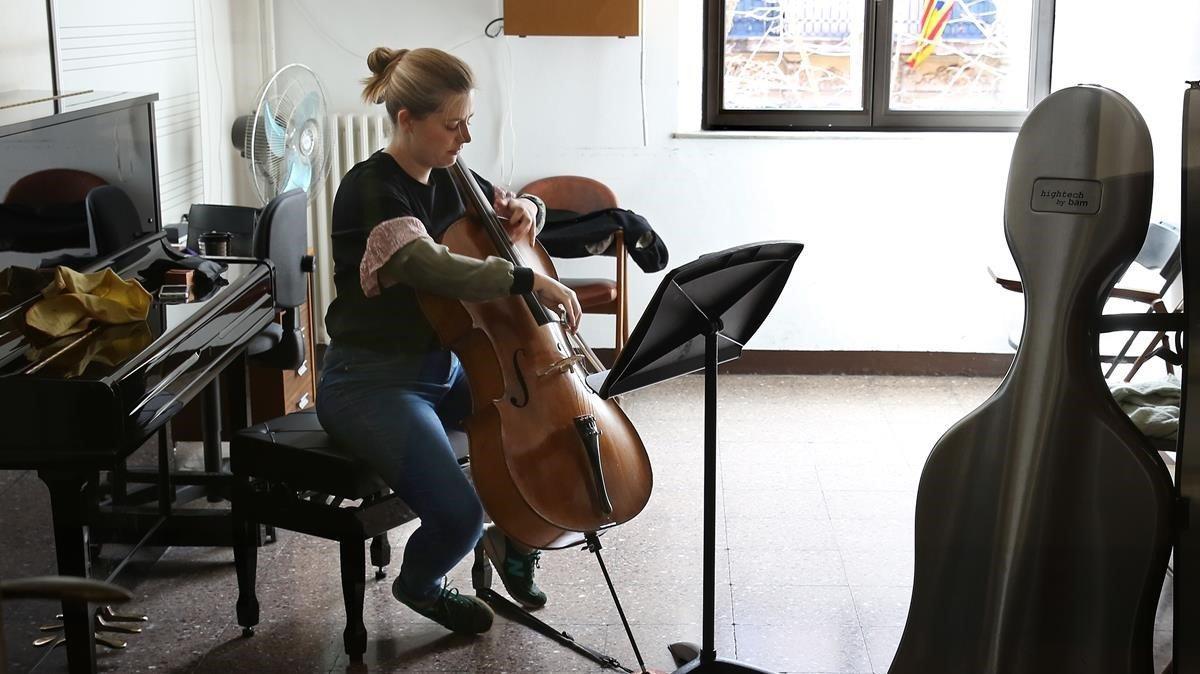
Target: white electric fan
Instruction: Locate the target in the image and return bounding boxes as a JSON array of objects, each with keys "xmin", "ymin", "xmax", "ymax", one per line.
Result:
[{"xmin": 231, "ymin": 63, "xmax": 331, "ymax": 204}]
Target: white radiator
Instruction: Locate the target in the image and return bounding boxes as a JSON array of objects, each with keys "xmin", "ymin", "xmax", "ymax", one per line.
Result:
[{"xmin": 308, "ymin": 113, "xmax": 390, "ymax": 344}]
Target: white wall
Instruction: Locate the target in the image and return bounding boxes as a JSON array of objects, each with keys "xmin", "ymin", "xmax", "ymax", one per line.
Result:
[
  {"xmin": 0, "ymin": 0, "xmax": 51, "ymax": 92},
  {"xmin": 193, "ymin": 0, "xmax": 276, "ymax": 208},
  {"xmin": 275, "ymin": 0, "xmax": 1200, "ymax": 352}
]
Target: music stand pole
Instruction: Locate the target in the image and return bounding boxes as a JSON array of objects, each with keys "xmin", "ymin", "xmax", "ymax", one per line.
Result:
[
  {"xmin": 702, "ymin": 324, "xmax": 719, "ymax": 663},
  {"xmin": 594, "ymin": 241, "xmax": 803, "ymax": 673},
  {"xmin": 672, "ymin": 322, "xmax": 773, "ymax": 674}
]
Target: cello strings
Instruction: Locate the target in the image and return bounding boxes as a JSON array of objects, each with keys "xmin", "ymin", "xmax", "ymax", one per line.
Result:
[{"xmin": 451, "ymin": 158, "xmax": 625, "ymax": 522}]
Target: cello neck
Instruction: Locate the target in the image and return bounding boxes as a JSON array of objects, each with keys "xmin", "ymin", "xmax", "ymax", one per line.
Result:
[
  {"xmin": 448, "ymin": 156, "xmax": 553, "ymax": 326},
  {"xmin": 449, "ymin": 157, "xmax": 521, "ymax": 265}
]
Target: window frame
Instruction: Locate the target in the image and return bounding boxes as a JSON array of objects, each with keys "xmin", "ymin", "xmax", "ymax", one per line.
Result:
[{"xmin": 702, "ymin": 0, "xmax": 1057, "ymax": 132}]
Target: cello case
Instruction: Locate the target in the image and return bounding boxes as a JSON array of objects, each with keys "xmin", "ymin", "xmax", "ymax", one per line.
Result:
[{"xmin": 889, "ymin": 85, "xmax": 1173, "ymax": 674}]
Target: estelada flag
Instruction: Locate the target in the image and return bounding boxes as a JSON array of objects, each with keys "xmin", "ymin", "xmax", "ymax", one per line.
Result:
[{"xmin": 906, "ymin": 0, "xmax": 956, "ymax": 68}]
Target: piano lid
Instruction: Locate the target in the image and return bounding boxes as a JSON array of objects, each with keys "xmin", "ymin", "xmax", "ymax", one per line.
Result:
[
  {"xmin": 0, "ymin": 90, "xmax": 158, "ymax": 138},
  {"xmin": 0, "ymin": 90, "xmax": 160, "ymax": 275}
]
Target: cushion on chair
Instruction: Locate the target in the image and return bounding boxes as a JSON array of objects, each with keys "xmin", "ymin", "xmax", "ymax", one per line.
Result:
[
  {"xmin": 231, "ymin": 410, "xmax": 388, "ymax": 498},
  {"xmin": 561, "ymin": 277, "xmax": 618, "ymax": 309}
]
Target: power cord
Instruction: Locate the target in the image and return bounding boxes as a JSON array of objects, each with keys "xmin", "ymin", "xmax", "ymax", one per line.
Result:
[
  {"xmin": 639, "ymin": 0, "xmax": 647, "ymax": 146},
  {"xmin": 206, "ymin": 0, "xmax": 223, "ymax": 202},
  {"xmin": 478, "ymin": 12, "xmax": 516, "ymax": 187},
  {"xmin": 502, "ymin": 32, "xmax": 517, "ymax": 186},
  {"xmin": 291, "ymin": 0, "xmax": 366, "ymax": 60}
]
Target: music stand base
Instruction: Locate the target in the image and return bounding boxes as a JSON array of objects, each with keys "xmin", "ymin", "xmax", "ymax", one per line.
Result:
[
  {"xmin": 669, "ymin": 641, "xmax": 700, "ymax": 667},
  {"xmin": 472, "ymin": 545, "xmax": 629, "ymax": 671},
  {"xmin": 672, "ymin": 654, "xmax": 777, "ymax": 673}
]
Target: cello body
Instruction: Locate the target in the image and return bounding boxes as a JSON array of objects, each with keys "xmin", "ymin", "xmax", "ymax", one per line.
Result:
[
  {"xmin": 416, "ymin": 160, "xmax": 651, "ymax": 550},
  {"xmin": 889, "ymin": 86, "xmax": 1172, "ymax": 673}
]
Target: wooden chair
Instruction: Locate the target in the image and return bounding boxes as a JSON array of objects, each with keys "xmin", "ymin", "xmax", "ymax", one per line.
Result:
[{"xmin": 518, "ymin": 176, "xmax": 629, "ymax": 357}]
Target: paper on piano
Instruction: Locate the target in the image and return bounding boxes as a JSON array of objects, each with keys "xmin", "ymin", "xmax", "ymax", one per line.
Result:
[{"xmin": 25, "ymin": 266, "xmax": 151, "ymax": 337}]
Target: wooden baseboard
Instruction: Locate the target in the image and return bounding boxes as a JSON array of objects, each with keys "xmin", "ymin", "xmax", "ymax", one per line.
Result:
[
  {"xmin": 593, "ymin": 349, "xmax": 1013, "ymax": 377},
  {"xmin": 316, "ymin": 344, "xmax": 1012, "ymax": 377}
]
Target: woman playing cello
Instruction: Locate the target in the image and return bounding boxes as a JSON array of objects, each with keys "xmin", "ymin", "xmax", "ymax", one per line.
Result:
[{"xmin": 316, "ymin": 46, "xmax": 581, "ymax": 635}]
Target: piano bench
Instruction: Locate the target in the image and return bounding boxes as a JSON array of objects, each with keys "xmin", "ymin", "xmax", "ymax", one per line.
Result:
[{"xmin": 229, "ymin": 409, "xmax": 470, "ymax": 661}]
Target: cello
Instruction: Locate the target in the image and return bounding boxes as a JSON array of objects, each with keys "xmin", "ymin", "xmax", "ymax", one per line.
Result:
[{"xmin": 415, "ymin": 155, "xmax": 653, "ymax": 551}]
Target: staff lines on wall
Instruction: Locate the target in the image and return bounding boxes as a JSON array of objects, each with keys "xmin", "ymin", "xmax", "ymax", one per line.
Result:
[
  {"xmin": 60, "ymin": 37, "xmax": 197, "ymax": 51},
  {"xmin": 156, "ymin": 104, "xmax": 201, "ymax": 123},
  {"xmin": 161, "ymin": 175, "xmax": 204, "ymax": 206},
  {"xmin": 155, "ymin": 92, "xmax": 200, "ymax": 107},
  {"xmin": 57, "ymin": 1, "xmax": 208, "ymax": 228},
  {"xmin": 61, "ymin": 46, "xmax": 197, "ymax": 63},
  {"xmin": 161, "ymin": 184, "xmax": 203, "ymax": 207},
  {"xmin": 161, "ymin": 172, "xmax": 203, "ymax": 196},
  {"xmin": 58, "ymin": 29, "xmax": 195, "ymax": 40},
  {"xmin": 62, "ymin": 54, "xmax": 196, "ymax": 72},
  {"xmin": 159, "ymin": 161, "xmax": 205, "ymax": 188},
  {"xmin": 162, "ymin": 171, "xmax": 203, "ymax": 194},
  {"xmin": 59, "ymin": 20, "xmax": 194, "ymax": 28},
  {"xmin": 156, "ymin": 112, "xmax": 201, "ymax": 128},
  {"xmin": 156, "ymin": 96, "xmax": 200, "ymax": 111},
  {"xmin": 160, "ymin": 160, "xmax": 204, "ymax": 178}
]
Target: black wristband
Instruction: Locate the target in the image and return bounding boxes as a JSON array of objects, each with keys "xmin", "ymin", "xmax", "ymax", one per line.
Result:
[{"xmin": 510, "ymin": 266, "xmax": 534, "ymax": 295}]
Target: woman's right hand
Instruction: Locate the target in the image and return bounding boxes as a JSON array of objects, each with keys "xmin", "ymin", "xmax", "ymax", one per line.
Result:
[{"xmin": 532, "ymin": 272, "xmax": 581, "ymax": 332}]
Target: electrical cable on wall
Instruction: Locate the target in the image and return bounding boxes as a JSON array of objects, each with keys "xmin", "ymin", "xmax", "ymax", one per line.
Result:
[
  {"xmin": 479, "ymin": 11, "xmax": 516, "ymax": 187},
  {"xmin": 639, "ymin": 0, "xmax": 647, "ymax": 146},
  {"xmin": 502, "ymin": 25, "xmax": 517, "ymax": 186},
  {"xmin": 292, "ymin": 0, "xmax": 366, "ymax": 60},
  {"xmin": 206, "ymin": 0, "xmax": 224, "ymax": 204}
]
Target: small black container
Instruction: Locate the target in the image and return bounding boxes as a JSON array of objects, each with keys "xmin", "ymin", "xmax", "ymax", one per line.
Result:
[{"xmin": 198, "ymin": 231, "xmax": 232, "ymax": 257}]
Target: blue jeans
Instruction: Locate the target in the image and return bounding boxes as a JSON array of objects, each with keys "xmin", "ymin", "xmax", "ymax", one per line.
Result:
[{"xmin": 316, "ymin": 342, "xmax": 481, "ymax": 600}]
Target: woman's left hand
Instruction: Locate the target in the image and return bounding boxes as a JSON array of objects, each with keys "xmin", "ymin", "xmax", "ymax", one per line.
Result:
[{"xmin": 499, "ymin": 197, "xmax": 536, "ymax": 243}]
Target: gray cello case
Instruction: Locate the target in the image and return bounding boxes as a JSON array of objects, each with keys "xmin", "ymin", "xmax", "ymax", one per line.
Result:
[{"xmin": 889, "ymin": 85, "xmax": 1173, "ymax": 674}]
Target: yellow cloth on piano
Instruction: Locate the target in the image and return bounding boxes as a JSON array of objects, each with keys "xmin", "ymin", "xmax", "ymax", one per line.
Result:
[
  {"xmin": 25, "ymin": 267, "xmax": 152, "ymax": 338},
  {"xmin": 24, "ymin": 321, "xmax": 153, "ymax": 378}
]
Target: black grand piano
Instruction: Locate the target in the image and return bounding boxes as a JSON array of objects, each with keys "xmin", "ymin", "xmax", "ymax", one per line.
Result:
[{"xmin": 0, "ymin": 92, "xmax": 275, "ymax": 673}]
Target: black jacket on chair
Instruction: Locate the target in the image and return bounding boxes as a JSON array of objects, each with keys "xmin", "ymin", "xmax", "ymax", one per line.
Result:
[{"xmin": 537, "ymin": 208, "xmax": 668, "ymax": 273}]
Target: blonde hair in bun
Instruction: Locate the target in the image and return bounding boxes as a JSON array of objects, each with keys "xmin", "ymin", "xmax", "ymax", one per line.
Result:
[{"xmin": 360, "ymin": 47, "xmax": 474, "ymax": 124}]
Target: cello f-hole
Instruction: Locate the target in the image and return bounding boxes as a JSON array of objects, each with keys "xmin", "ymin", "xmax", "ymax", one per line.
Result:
[{"xmin": 509, "ymin": 348, "xmax": 531, "ymax": 408}]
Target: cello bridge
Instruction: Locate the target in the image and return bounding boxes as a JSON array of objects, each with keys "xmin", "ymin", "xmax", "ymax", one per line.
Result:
[{"xmin": 539, "ymin": 355, "xmax": 585, "ymax": 377}]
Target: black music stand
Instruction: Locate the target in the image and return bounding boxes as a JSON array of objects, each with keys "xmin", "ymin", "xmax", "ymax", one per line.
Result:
[{"xmin": 592, "ymin": 241, "xmax": 803, "ymax": 674}]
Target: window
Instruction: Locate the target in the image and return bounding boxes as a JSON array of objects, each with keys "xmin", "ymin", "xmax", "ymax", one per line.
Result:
[{"xmin": 703, "ymin": 0, "xmax": 1056, "ymax": 131}]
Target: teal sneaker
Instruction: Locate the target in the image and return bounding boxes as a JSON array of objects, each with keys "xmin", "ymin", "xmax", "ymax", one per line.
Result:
[
  {"xmin": 392, "ymin": 575, "xmax": 493, "ymax": 634},
  {"xmin": 481, "ymin": 524, "xmax": 548, "ymax": 609}
]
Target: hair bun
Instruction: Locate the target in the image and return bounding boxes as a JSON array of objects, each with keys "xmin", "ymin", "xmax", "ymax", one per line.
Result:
[{"xmin": 366, "ymin": 47, "xmax": 407, "ymax": 76}]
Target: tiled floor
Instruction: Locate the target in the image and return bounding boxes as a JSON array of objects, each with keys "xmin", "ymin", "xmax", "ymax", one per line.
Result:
[{"xmin": 0, "ymin": 374, "xmax": 1177, "ymax": 673}]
